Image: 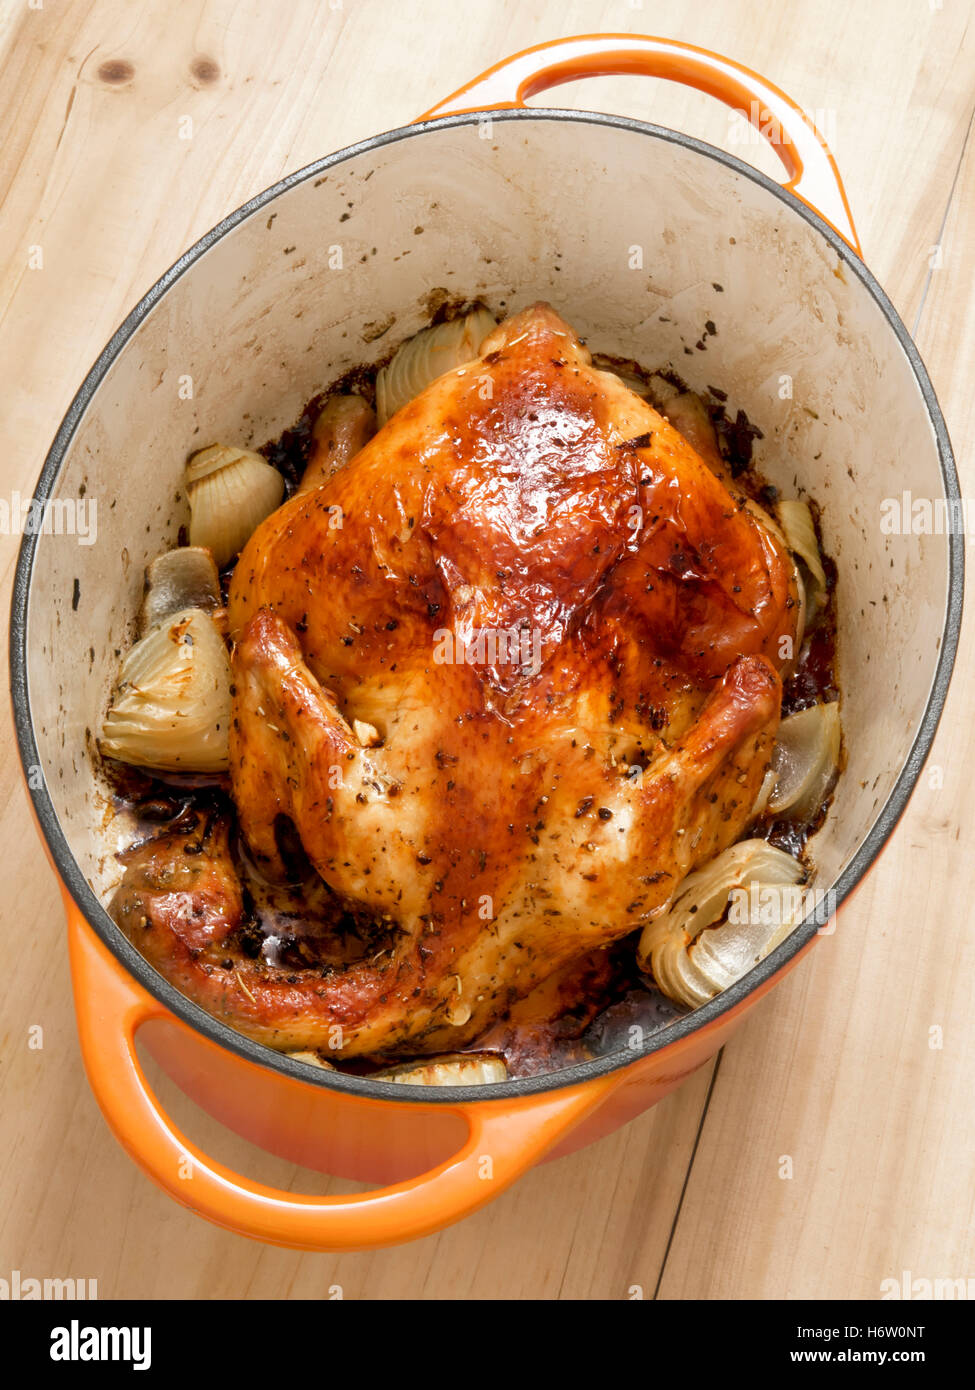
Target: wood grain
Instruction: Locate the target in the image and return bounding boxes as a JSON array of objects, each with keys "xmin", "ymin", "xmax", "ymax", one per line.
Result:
[
  {"xmin": 0, "ymin": 0, "xmax": 972, "ymax": 1299},
  {"xmin": 660, "ymin": 76, "xmax": 975, "ymax": 1303}
]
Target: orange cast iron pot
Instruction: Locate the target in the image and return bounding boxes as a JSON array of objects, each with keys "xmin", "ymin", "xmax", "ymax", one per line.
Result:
[{"xmin": 10, "ymin": 35, "xmax": 961, "ymax": 1251}]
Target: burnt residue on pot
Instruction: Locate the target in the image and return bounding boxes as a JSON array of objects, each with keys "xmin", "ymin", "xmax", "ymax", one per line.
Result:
[
  {"xmin": 361, "ymin": 314, "xmax": 395, "ymax": 342},
  {"xmin": 258, "ymin": 294, "xmax": 489, "ymax": 496}
]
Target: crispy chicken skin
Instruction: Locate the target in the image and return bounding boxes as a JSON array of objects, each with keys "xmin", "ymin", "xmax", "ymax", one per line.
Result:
[
  {"xmin": 112, "ymin": 814, "xmax": 243, "ymax": 958},
  {"xmin": 113, "ymin": 304, "xmax": 797, "ymax": 1056}
]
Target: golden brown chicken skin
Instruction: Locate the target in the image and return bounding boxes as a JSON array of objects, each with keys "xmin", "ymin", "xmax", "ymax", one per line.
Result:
[{"xmin": 120, "ymin": 304, "xmax": 797, "ymax": 1056}]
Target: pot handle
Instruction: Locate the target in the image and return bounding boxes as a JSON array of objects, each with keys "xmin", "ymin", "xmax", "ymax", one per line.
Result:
[
  {"xmin": 421, "ymin": 33, "xmax": 860, "ymax": 254},
  {"xmin": 66, "ymin": 904, "xmax": 613, "ymax": 1250}
]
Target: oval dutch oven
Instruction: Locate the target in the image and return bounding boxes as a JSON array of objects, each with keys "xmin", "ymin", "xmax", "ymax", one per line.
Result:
[{"xmin": 10, "ymin": 35, "xmax": 962, "ymax": 1250}]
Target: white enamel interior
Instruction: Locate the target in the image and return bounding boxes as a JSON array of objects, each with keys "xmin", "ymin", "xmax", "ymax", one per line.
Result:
[{"xmin": 23, "ymin": 115, "xmax": 950, "ymax": 973}]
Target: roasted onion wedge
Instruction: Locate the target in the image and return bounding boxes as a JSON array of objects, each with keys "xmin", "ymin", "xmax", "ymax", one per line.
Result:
[
  {"xmin": 100, "ymin": 607, "xmax": 232, "ymax": 772},
  {"xmin": 141, "ymin": 546, "xmax": 221, "ymax": 634},
  {"xmin": 777, "ymin": 498, "xmax": 827, "ymax": 602},
  {"xmin": 288, "ymin": 1051, "xmax": 336, "ymax": 1071},
  {"xmin": 375, "ymin": 307, "xmax": 496, "ymax": 425},
  {"xmin": 186, "ymin": 443, "xmax": 285, "ymax": 568},
  {"xmin": 370, "ymin": 1054, "xmax": 507, "ymax": 1086},
  {"xmin": 768, "ymin": 702, "xmax": 841, "ymax": 819},
  {"xmin": 638, "ymin": 839, "xmax": 806, "ymax": 1008}
]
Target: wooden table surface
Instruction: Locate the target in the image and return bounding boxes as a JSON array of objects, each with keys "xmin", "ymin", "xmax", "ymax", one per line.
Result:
[{"xmin": 1, "ymin": 0, "xmax": 973, "ymax": 1301}]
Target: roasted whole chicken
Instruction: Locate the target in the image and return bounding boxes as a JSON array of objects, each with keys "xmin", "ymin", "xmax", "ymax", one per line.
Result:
[{"xmin": 112, "ymin": 304, "xmax": 798, "ymax": 1057}]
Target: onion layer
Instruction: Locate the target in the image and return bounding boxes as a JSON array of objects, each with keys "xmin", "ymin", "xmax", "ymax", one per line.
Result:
[
  {"xmin": 186, "ymin": 443, "xmax": 285, "ymax": 568},
  {"xmin": 370, "ymin": 1054, "xmax": 507, "ymax": 1086},
  {"xmin": 768, "ymin": 701, "xmax": 841, "ymax": 819},
  {"xmin": 288, "ymin": 1052, "xmax": 335, "ymax": 1071},
  {"xmin": 777, "ymin": 498, "xmax": 827, "ymax": 596},
  {"xmin": 375, "ymin": 307, "xmax": 496, "ymax": 425},
  {"xmin": 638, "ymin": 839, "xmax": 806, "ymax": 1008}
]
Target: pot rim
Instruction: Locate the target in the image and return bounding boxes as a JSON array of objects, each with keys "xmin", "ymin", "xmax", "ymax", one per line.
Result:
[{"xmin": 9, "ymin": 107, "xmax": 964, "ymax": 1105}]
